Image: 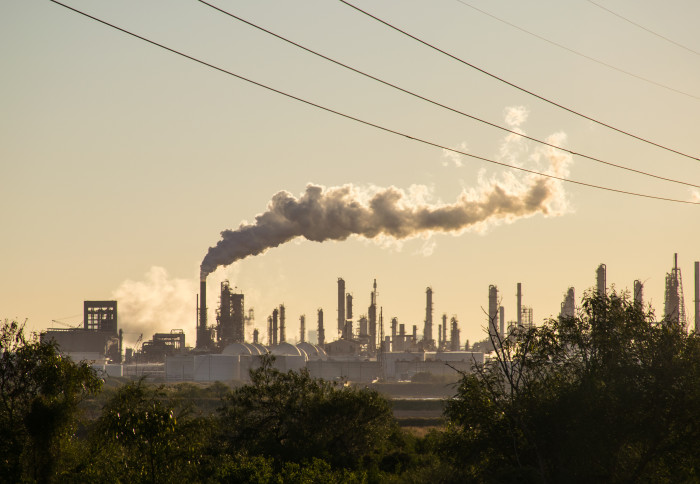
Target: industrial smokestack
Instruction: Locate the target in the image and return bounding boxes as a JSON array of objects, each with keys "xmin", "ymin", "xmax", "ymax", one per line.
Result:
[
  {"xmin": 424, "ymin": 287, "xmax": 433, "ymax": 345},
  {"xmin": 450, "ymin": 317, "xmax": 460, "ymax": 351},
  {"xmin": 267, "ymin": 316, "xmax": 272, "ymax": 346},
  {"xmin": 441, "ymin": 313, "xmax": 448, "ymax": 347},
  {"xmin": 517, "ymin": 283, "xmax": 522, "ymax": 327},
  {"xmin": 488, "ymin": 285, "xmax": 499, "ymax": 340},
  {"xmin": 368, "ymin": 280, "xmax": 378, "ymax": 353},
  {"xmin": 317, "ymin": 308, "xmax": 325, "ymax": 346},
  {"xmin": 695, "ymin": 261, "xmax": 699, "ymax": 333},
  {"xmin": 346, "ymin": 293, "xmax": 353, "ymax": 320},
  {"xmin": 279, "ymin": 304, "xmax": 286, "ymax": 343},
  {"xmin": 300, "ymin": 314, "xmax": 306, "ymax": 343},
  {"xmin": 560, "ymin": 287, "xmax": 575, "ymax": 319},
  {"xmin": 272, "ymin": 308, "xmax": 278, "ymax": 346},
  {"xmin": 596, "ymin": 264, "xmax": 607, "ymax": 296},
  {"xmin": 664, "ymin": 254, "xmax": 683, "ymax": 324},
  {"xmin": 499, "ymin": 306, "xmax": 505, "ymax": 338},
  {"xmin": 196, "ymin": 279, "xmax": 209, "ymax": 349},
  {"xmin": 199, "ymin": 174, "xmax": 570, "ymax": 278},
  {"xmin": 337, "ymin": 278, "xmax": 345, "ymax": 334},
  {"xmin": 634, "ymin": 280, "xmax": 644, "ymax": 308}
]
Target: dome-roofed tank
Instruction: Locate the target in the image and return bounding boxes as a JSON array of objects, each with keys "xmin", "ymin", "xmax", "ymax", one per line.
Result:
[
  {"xmin": 270, "ymin": 342, "xmax": 302, "ymax": 356},
  {"xmin": 221, "ymin": 343, "xmax": 252, "ymax": 356},
  {"xmin": 249, "ymin": 343, "xmax": 267, "ymax": 354},
  {"xmin": 297, "ymin": 342, "xmax": 327, "ymax": 359},
  {"xmin": 242, "ymin": 343, "xmax": 264, "ymax": 355}
]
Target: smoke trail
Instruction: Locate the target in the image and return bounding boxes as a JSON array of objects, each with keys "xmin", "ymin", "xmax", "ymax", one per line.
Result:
[
  {"xmin": 112, "ymin": 266, "xmax": 196, "ymax": 347},
  {"xmin": 201, "ymin": 156, "xmax": 570, "ymax": 279}
]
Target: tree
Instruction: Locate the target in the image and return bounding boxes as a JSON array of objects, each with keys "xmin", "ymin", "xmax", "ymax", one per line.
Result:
[
  {"xmin": 80, "ymin": 379, "xmax": 210, "ymax": 483},
  {"xmin": 440, "ymin": 290, "xmax": 700, "ymax": 483},
  {"xmin": 0, "ymin": 319, "xmax": 103, "ymax": 482},
  {"xmin": 217, "ymin": 354, "xmax": 396, "ymax": 471}
]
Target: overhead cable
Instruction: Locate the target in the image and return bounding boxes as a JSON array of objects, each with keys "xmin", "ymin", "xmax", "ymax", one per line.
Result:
[
  {"xmin": 587, "ymin": 0, "xmax": 700, "ymax": 57},
  {"xmin": 198, "ymin": 0, "xmax": 700, "ymax": 189},
  {"xmin": 453, "ymin": 0, "xmax": 700, "ymax": 100},
  {"xmin": 48, "ymin": 0, "xmax": 700, "ymax": 205},
  {"xmin": 339, "ymin": 0, "xmax": 700, "ymax": 163}
]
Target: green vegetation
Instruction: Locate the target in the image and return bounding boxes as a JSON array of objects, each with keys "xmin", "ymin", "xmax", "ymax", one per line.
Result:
[
  {"xmin": 436, "ymin": 290, "xmax": 700, "ymax": 482},
  {"xmin": 3, "ymin": 289, "xmax": 700, "ymax": 482}
]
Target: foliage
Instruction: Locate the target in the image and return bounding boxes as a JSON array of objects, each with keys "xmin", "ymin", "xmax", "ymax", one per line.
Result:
[
  {"xmin": 217, "ymin": 354, "xmax": 396, "ymax": 471},
  {"xmin": 440, "ymin": 290, "xmax": 700, "ymax": 483},
  {"xmin": 0, "ymin": 319, "xmax": 103, "ymax": 483},
  {"xmin": 78, "ymin": 379, "xmax": 211, "ymax": 483}
]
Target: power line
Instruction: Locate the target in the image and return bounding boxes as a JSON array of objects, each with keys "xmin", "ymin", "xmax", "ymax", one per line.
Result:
[
  {"xmin": 587, "ymin": 0, "xmax": 700, "ymax": 57},
  {"xmin": 48, "ymin": 0, "xmax": 700, "ymax": 205},
  {"xmin": 453, "ymin": 0, "xmax": 700, "ymax": 100},
  {"xmin": 198, "ymin": 0, "xmax": 700, "ymax": 190},
  {"xmin": 339, "ymin": 0, "xmax": 700, "ymax": 163}
]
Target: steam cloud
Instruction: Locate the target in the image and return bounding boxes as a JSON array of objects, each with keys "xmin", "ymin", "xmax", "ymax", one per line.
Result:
[
  {"xmin": 112, "ymin": 267, "xmax": 196, "ymax": 347},
  {"xmin": 201, "ymin": 151, "xmax": 570, "ymax": 279}
]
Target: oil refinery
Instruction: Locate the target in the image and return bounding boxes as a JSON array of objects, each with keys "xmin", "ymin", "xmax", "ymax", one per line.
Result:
[{"xmin": 41, "ymin": 254, "xmax": 700, "ymax": 384}]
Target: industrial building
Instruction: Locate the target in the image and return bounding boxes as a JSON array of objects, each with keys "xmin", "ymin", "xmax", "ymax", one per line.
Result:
[
  {"xmin": 41, "ymin": 254, "xmax": 700, "ymax": 385},
  {"xmin": 41, "ymin": 301, "xmax": 122, "ymax": 364}
]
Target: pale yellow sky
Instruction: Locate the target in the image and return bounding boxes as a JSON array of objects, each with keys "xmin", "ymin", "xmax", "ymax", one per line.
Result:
[{"xmin": 2, "ymin": 0, "xmax": 699, "ymax": 348}]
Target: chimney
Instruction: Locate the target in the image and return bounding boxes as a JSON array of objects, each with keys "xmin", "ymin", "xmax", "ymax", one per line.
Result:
[
  {"xmin": 517, "ymin": 283, "xmax": 522, "ymax": 327},
  {"xmin": 272, "ymin": 308, "xmax": 278, "ymax": 346},
  {"xmin": 317, "ymin": 308, "xmax": 325, "ymax": 346},
  {"xmin": 424, "ymin": 287, "xmax": 433, "ymax": 344},
  {"xmin": 596, "ymin": 264, "xmax": 607, "ymax": 296},
  {"xmin": 499, "ymin": 306, "xmax": 505, "ymax": 338},
  {"xmin": 197, "ymin": 278, "xmax": 209, "ymax": 349},
  {"xmin": 279, "ymin": 304, "xmax": 286, "ymax": 343},
  {"xmin": 695, "ymin": 261, "xmax": 699, "ymax": 333},
  {"xmin": 338, "ymin": 278, "xmax": 345, "ymax": 334}
]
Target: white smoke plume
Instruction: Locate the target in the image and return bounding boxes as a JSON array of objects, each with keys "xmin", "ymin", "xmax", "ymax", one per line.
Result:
[
  {"xmin": 200, "ymin": 155, "xmax": 571, "ymax": 278},
  {"xmin": 112, "ymin": 267, "xmax": 196, "ymax": 347}
]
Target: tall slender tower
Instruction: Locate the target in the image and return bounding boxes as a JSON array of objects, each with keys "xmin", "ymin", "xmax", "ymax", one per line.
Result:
[
  {"xmin": 317, "ymin": 308, "xmax": 325, "ymax": 346},
  {"xmin": 499, "ymin": 306, "xmax": 505, "ymax": 338},
  {"xmin": 695, "ymin": 261, "xmax": 699, "ymax": 333},
  {"xmin": 634, "ymin": 280, "xmax": 644, "ymax": 309},
  {"xmin": 337, "ymin": 278, "xmax": 345, "ymax": 335},
  {"xmin": 517, "ymin": 283, "xmax": 523, "ymax": 327},
  {"xmin": 488, "ymin": 285, "xmax": 499, "ymax": 341},
  {"xmin": 267, "ymin": 316, "xmax": 272, "ymax": 346},
  {"xmin": 279, "ymin": 304, "xmax": 286, "ymax": 343},
  {"xmin": 299, "ymin": 315, "xmax": 306, "ymax": 343},
  {"xmin": 442, "ymin": 314, "xmax": 448, "ymax": 348},
  {"xmin": 596, "ymin": 264, "xmax": 607, "ymax": 297},
  {"xmin": 197, "ymin": 279, "xmax": 210, "ymax": 349},
  {"xmin": 560, "ymin": 287, "xmax": 575, "ymax": 319},
  {"xmin": 368, "ymin": 280, "xmax": 378, "ymax": 353},
  {"xmin": 345, "ymin": 293, "xmax": 353, "ymax": 339},
  {"xmin": 424, "ymin": 287, "xmax": 434, "ymax": 347},
  {"xmin": 450, "ymin": 317, "xmax": 460, "ymax": 351},
  {"xmin": 272, "ymin": 308, "xmax": 279, "ymax": 346},
  {"xmin": 664, "ymin": 253, "xmax": 686, "ymax": 325}
]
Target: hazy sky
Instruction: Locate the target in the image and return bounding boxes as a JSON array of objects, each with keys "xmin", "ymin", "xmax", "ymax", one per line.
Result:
[{"xmin": 2, "ymin": 0, "xmax": 699, "ymax": 348}]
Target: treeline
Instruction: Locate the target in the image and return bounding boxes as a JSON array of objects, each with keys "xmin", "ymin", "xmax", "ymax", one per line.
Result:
[{"xmin": 3, "ymin": 290, "xmax": 700, "ymax": 483}]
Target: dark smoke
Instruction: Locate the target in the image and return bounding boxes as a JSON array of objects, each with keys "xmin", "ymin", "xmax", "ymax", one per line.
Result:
[{"xmin": 200, "ymin": 170, "xmax": 567, "ymax": 279}]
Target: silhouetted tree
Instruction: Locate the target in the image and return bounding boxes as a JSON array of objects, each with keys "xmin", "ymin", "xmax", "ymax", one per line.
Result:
[
  {"xmin": 217, "ymin": 354, "xmax": 396, "ymax": 472},
  {"xmin": 79, "ymin": 379, "xmax": 210, "ymax": 483},
  {"xmin": 439, "ymin": 290, "xmax": 700, "ymax": 483},
  {"xmin": 0, "ymin": 319, "xmax": 102, "ymax": 482}
]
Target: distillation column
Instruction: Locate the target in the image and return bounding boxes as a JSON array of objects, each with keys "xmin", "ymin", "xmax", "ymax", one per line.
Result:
[{"xmin": 424, "ymin": 287, "xmax": 434, "ymax": 347}]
